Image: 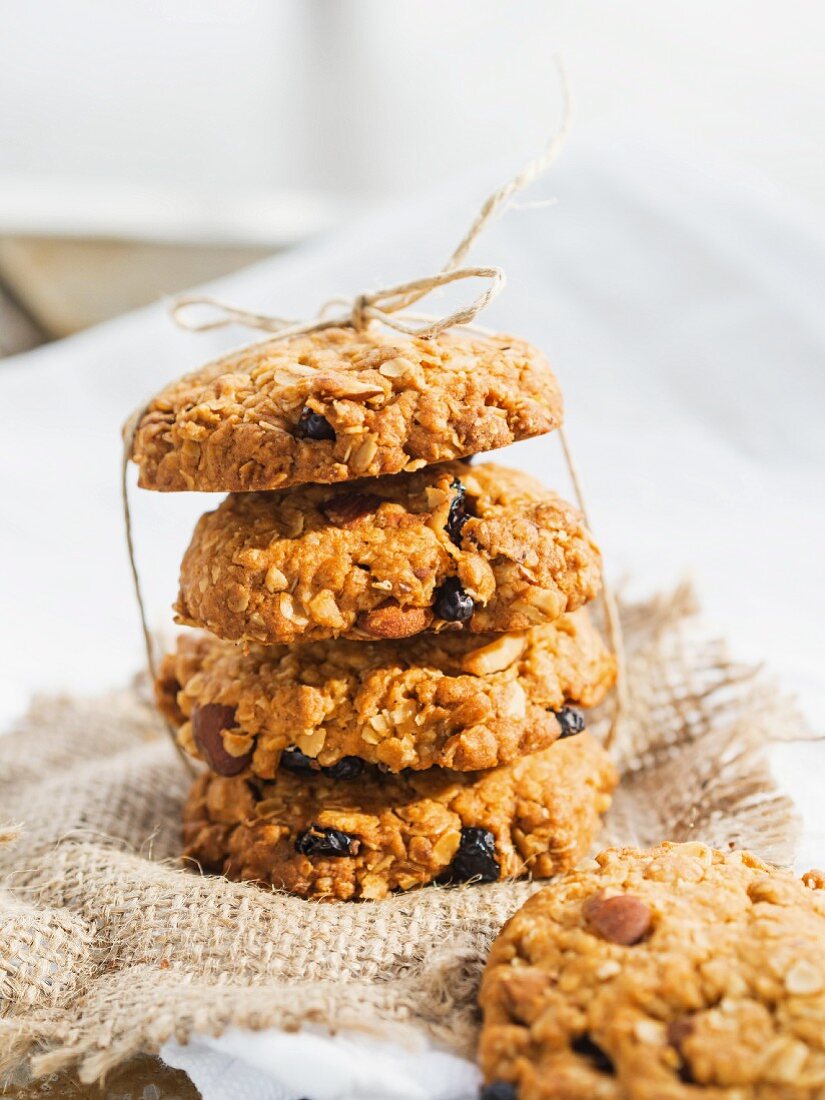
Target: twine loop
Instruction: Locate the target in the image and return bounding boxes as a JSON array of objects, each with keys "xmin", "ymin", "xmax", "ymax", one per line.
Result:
[
  {"xmin": 351, "ymin": 292, "xmax": 369, "ymax": 332},
  {"xmin": 170, "ymin": 264, "xmax": 506, "ymax": 343}
]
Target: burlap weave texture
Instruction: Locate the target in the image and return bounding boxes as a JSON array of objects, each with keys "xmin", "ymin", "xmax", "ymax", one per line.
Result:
[{"xmin": 0, "ymin": 588, "xmax": 800, "ymax": 1083}]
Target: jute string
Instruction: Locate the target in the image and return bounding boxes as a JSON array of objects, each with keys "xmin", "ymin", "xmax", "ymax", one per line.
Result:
[{"xmin": 121, "ymin": 59, "xmax": 626, "ymax": 753}]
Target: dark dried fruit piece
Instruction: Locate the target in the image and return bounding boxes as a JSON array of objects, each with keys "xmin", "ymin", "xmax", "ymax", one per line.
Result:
[
  {"xmin": 554, "ymin": 705, "xmax": 586, "ymax": 738},
  {"xmin": 191, "ymin": 704, "xmax": 251, "ymax": 776},
  {"xmin": 667, "ymin": 1018, "xmax": 694, "ymax": 1048},
  {"xmin": 668, "ymin": 1017, "xmax": 697, "ymax": 1083},
  {"xmin": 434, "ymin": 577, "xmax": 475, "ymax": 622},
  {"xmin": 445, "ymin": 477, "xmax": 473, "ymax": 547},
  {"xmin": 447, "ymin": 827, "xmax": 500, "ymax": 884},
  {"xmin": 280, "ymin": 747, "xmax": 318, "ymax": 774},
  {"xmin": 281, "ymin": 748, "xmax": 365, "ymax": 780},
  {"xmin": 324, "ymin": 756, "xmax": 365, "ymax": 780},
  {"xmin": 572, "ymin": 1034, "xmax": 614, "ymax": 1074},
  {"xmin": 479, "ymin": 1083, "xmax": 517, "ymax": 1100},
  {"xmin": 583, "ymin": 892, "xmax": 652, "ymax": 945},
  {"xmin": 295, "ymin": 824, "xmax": 360, "ymax": 857},
  {"xmin": 320, "ymin": 492, "xmax": 383, "ymax": 527},
  {"xmin": 295, "ymin": 406, "xmax": 336, "ymax": 441}
]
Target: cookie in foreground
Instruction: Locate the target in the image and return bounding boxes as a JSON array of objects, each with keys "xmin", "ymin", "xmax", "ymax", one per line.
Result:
[
  {"xmin": 130, "ymin": 326, "xmax": 563, "ymax": 492},
  {"xmin": 175, "ymin": 462, "xmax": 601, "ymax": 646},
  {"xmin": 157, "ymin": 610, "xmax": 615, "ymax": 775},
  {"xmin": 478, "ymin": 842, "xmax": 825, "ymax": 1098},
  {"xmin": 181, "ymin": 733, "xmax": 616, "ymax": 901}
]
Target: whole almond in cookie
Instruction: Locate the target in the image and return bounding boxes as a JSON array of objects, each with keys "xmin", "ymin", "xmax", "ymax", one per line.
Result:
[
  {"xmin": 583, "ymin": 892, "xmax": 652, "ymax": 945},
  {"xmin": 319, "ymin": 492, "xmax": 383, "ymax": 527},
  {"xmin": 191, "ymin": 704, "xmax": 251, "ymax": 776},
  {"xmin": 356, "ymin": 603, "xmax": 434, "ymax": 639}
]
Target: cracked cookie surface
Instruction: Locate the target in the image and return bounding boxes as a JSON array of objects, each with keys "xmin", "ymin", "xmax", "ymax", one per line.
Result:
[
  {"xmin": 130, "ymin": 327, "xmax": 563, "ymax": 492},
  {"xmin": 175, "ymin": 462, "xmax": 602, "ymax": 646},
  {"xmin": 156, "ymin": 610, "xmax": 616, "ymax": 774},
  {"xmin": 181, "ymin": 733, "xmax": 616, "ymax": 901},
  {"xmin": 479, "ymin": 842, "xmax": 825, "ymax": 1099}
]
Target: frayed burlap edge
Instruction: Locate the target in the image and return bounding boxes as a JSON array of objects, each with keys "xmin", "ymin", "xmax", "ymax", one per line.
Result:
[{"xmin": 0, "ymin": 587, "xmax": 806, "ymax": 1083}]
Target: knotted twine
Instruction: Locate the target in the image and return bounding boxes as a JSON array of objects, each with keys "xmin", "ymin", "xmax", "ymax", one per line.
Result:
[{"xmin": 121, "ymin": 63, "xmax": 627, "ymax": 760}]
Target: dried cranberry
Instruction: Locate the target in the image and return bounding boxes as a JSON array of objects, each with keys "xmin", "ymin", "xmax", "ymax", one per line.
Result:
[
  {"xmin": 295, "ymin": 406, "xmax": 336, "ymax": 441},
  {"xmin": 554, "ymin": 706, "xmax": 586, "ymax": 738},
  {"xmin": 295, "ymin": 824, "xmax": 359, "ymax": 857},
  {"xmin": 434, "ymin": 577, "xmax": 474, "ymax": 622},
  {"xmin": 446, "ymin": 827, "xmax": 500, "ymax": 884}
]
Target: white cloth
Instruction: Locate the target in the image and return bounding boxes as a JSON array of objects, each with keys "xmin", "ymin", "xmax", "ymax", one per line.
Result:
[
  {"xmin": 2, "ymin": 132, "xmax": 824, "ymax": 1097},
  {"xmin": 160, "ymin": 1027, "xmax": 479, "ymax": 1100}
]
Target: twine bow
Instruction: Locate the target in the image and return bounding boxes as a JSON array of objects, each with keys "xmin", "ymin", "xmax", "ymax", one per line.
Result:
[
  {"xmin": 124, "ymin": 58, "xmax": 627, "ymax": 758},
  {"xmin": 169, "ymin": 58, "xmax": 572, "ymax": 345},
  {"xmin": 171, "ymin": 266, "xmax": 506, "ymax": 342}
]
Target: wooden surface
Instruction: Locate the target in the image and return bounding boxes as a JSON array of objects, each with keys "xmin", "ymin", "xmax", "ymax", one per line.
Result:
[
  {"xmin": 0, "ymin": 277, "xmax": 45, "ymax": 357},
  {"xmin": 0, "ymin": 236, "xmax": 271, "ymax": 354},
  {"xmin": 3, "ymin": 1055, "xmax": 199, "ymax": 1099}
]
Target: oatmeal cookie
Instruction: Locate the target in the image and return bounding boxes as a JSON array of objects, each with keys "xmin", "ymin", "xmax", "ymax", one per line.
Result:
[
  {"xmin": 157, "ymin": 611, "xmax": 615, "ymax": 775},
  {"xmin": 479, "ymin": 842, "xmax": 825, "ymax": 1099},
  {"xmin": 129, "ymin": 327, "xmax": 563, "ymax": 492},
  {"xmin": 175, "ymin": 462, "xmax": 602, "ymax": 645},
  {"xmin": 181, "ymin": 734, "xmax": 616, "ymax": 901}
]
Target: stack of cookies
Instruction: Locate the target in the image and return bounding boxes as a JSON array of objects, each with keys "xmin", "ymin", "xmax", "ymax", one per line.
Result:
[{"xmin": 130, "ymin": 326, "xmax": 618, "ymax": 901}]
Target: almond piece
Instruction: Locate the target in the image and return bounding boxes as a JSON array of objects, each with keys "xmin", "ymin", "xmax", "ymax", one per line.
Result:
[
  {"xmin": 311, "ymin": 371, "xmax": 384, "ymax": 399},
  {"xmin": 320, "ymin": 492, "xmax": 383, "ymax": 527},
  {"xmin": 357, "ymin": 603, "xmax": 433, "ymax": 639},
  {"xmin": 584, "ymin": 892, "xmax": 652, "ymax": 945},
  {"xmin": 192, "ymin": 704, "xmax": 251, "ymax": 776},
  {"xmin": 784, "ymin": 960, "xmax": 824, "ymax": 995},
  {"xmin": 350, "ymin": 436, "xmax": 379, "ymax": 473},
  {"xmin": 461, "ymin": 632, "xmax": 527, "ymax": 675}
]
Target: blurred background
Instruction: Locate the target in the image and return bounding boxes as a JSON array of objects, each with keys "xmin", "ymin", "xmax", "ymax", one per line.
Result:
[{"xmin": 1, "ymin": 0, "xmax": 824, "ymax": 352}]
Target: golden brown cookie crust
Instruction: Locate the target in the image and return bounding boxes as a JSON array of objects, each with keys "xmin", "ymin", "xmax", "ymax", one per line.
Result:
[
  {"xmin": 479, "ymin": 842, "xmax": 825, "ymax": 1099},
  {"xmin": 182, "ymin": 734, "xmax": 616, "ymax": 901},
  {"xmin": 130, "ymin": 327, "xmax": 563, "ymax": 493},
  {"xmin": 175, "ymin": 462, "xmax": 602, "ymax": 646},
  {"xmin": 157, "ymin": 611, "xmax": 615, "ymax": 774}
]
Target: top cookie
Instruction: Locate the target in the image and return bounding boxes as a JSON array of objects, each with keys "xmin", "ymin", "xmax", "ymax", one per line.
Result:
[
  {"xmin": 479, "ymin": 842, "xmax": 825, "ymax": 1099},
  {"xmin": 129, "ymin": 327, "xmax": 563, "ymax": 492}
]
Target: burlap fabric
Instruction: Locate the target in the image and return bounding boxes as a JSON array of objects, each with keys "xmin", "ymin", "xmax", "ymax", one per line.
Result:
[{"xmin": 0, "ymin": 587, "xmax": 802, "ymax": 1084}]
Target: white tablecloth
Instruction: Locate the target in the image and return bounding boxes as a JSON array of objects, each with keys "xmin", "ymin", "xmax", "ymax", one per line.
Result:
[{"xmin": 2, "ymin": 132, "xmax": 823, "ymax": 1098}]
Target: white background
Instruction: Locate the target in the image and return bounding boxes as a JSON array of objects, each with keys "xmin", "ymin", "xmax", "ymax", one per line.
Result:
[{"xmin": 1, "ymin": 1, "xmax": 825, "ymax": 236}]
